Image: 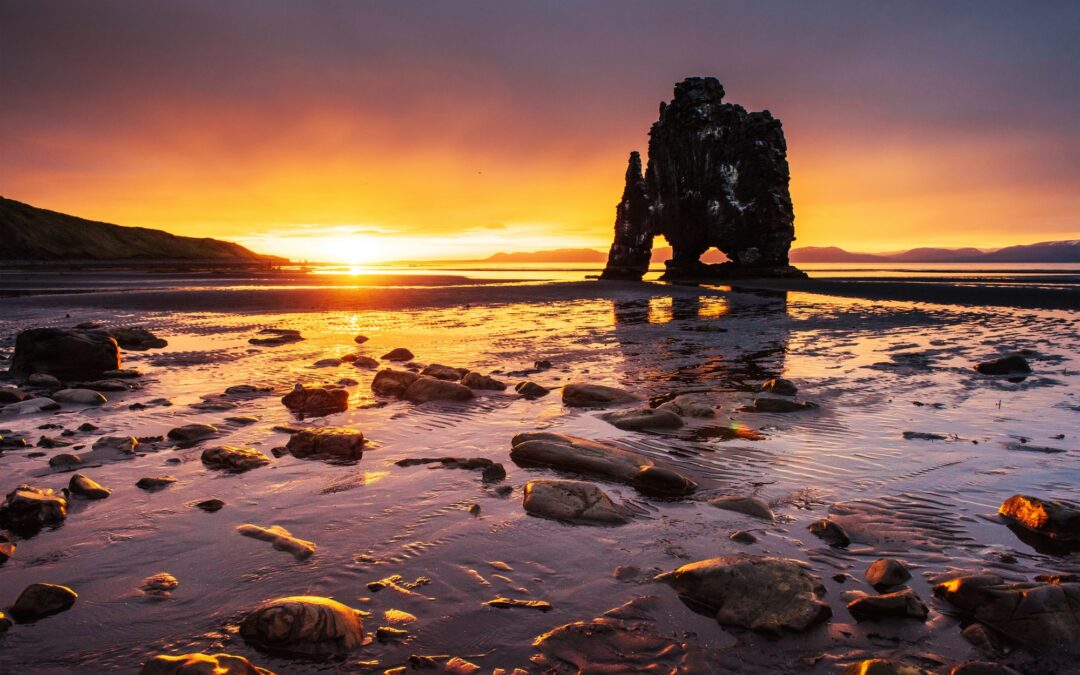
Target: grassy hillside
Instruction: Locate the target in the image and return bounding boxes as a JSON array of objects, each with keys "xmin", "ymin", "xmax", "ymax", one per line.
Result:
[{"xmin": 0, "ymin": 196, "xmax": 277, "ymax": 261}]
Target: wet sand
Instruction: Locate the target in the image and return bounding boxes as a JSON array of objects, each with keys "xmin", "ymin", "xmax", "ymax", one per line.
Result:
[{"xmin": 0, "ymin": 272, "xmax": 1078, "ymax": 673}]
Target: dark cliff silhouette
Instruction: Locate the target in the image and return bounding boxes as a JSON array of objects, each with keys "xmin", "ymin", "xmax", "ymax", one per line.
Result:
[{"xmin": 601, "ymin": 77, "xmax": 805, "ymax": 281}]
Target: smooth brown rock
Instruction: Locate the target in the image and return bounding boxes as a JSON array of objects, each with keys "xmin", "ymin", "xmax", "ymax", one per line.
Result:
[
  {"xmin": 600, "ymin": 407, "xmax": 683, "ymax": 431},
  {"xmin": 285, "ymin": 427, "xmax": 364, "ymax": 460},
  {"xmin": 69, "ymin": 473, "xmax": 111, "ymax": 499},
  {"xmin": 48, "ymin": 453, "xmax": 83, "ymax": 468},
  {"xmin": 746, "ymin": 397, "xmax": 817, "ymax": 413},
  {"xmin": 201, "ymin": 446, "xmax": 272, "ymax": 473},
  {"xmin": 658, "ymin": 393, "xmax": 715, "ymax": 417},
  {"xmin": 514, "ymin": 381, "xmax": 550, "ymax": 398},
  {"xmin": 760, "ymin": 377, "xmax": 798, "ymax": 396},
  {"xmin": 381, "ymin": 348, "xmax": 414, "ymax": 361},
  {"xmin": 240, "ymin": 596, "xmax": 365, "ymax": 656},
  {"xmin": 656, "ymin": 556, "xmax": 831, "ymax": 633},
  {"xmin": 107, "ymin": 327, "xmax": 167, "ymax": 351},
  {"xmin": 709, "ymin": 496, "xmax": 774, "ymax": 521},
  {"xmin": 371, "ymin": 368, "xmax": 419, "ymax": 396},
  {"xmin": 866, "ymin": 558, "xmax": 911, "ymax": 589},
  {"xmin": 136, "ymin": 476, "xmax": 177, "ymax": 491},
  {"xmin": 974, "ymin": 354, "xmax": 1031, "ymax": 375},
  {"xmin": 52, "ymin": 388, "xmax": 107, "ymax": 405},
  {"xmin": 523, "ymin": 479, "xmax": 628, "ymax": 525},
  {"xmin": 847, "ymin": 588, "xmax": 928, "ymax": 621},
  {"xmin": 10, "ymin": 328, "xmax": 121, "ymax": 380},
  {"xmin": 561, "ymin": 383, "xmax": 641, "ymax": 407},
  {"xmin": 420, "ymin": 363, "xmax": 466, "ymax": 381},
  {"xmin": 92, "ymin": 435, "xmax": 139, "ymax": 454},
  {"xmin": 140, "ymin": 652, "xmax": 273, "ymax": 675},
  {"xmin": 281, "ymin": 384, "xmax": 348, "ymax": 415},
  {"xmin": 351, "ymin": 355, "xmax": 379, "ymax": 369},
  {"xmin": 403, "ymin": 376, "xmax": 474, "ymax": 403},
  {"xmin": 809, "ymin": 518, "xmax": 851, "ymax": 547},
  {"xmin": 237, "ymin": 524, "xmax": 315, "ymax": 560},
  {"xmin": 0, "ymin": 484, "xmax": 68, "ymax": 535},
  {"xmin": 485, "ymin": 597, "xmax": 552, "ymax": 611},
  {"xmin": 461, "ymin": 372, "xmax": 507, "ymax": 391},
  {"xmin": 10, "ymin": 583, "xmax": 77, "ymax": 622},
  {"xmin": 167, "ymin": 424, "xmax": 218, "ymax": 445}
]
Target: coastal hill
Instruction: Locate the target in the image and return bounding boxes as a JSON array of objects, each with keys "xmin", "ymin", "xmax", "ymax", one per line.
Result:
[
  {"xmin": 484, "ymin": 241, "xmax": 1080, "ymax": 264},
  {"xmin": 0, "ymin": 196, "xmax": 277, "ymax": 262}
]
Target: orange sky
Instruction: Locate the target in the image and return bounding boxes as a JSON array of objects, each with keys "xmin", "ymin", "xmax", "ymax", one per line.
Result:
[{"xmin": 2, "ymin": 2, "xmax": 1077, "ymax": 262}]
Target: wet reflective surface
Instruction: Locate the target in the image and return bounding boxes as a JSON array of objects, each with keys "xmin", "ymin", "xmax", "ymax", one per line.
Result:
[{"xmin": 0, "ymin": 278, "xmax": 1077, "ymax": 673}]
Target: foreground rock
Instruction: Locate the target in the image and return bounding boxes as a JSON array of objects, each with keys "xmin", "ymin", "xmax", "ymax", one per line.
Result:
[
  {"xmin": 562, "ymin": 383, "xmax": 641, "ymax": 407},
  {"xmin": 201, "ymin": 446, "xmax": 272, "ymax": 473},
  {"xmin": 69, "ymin": 473, "xmax": 111, "ymax": 499},
  {"xmin": 934, "ymin": 574, "xmax": 1080, "ymax": 644},
  {"xmin": 403, "ymin": 376, "xmax": 474, "ymax": 403},
  {"xmin": 461, "ymin": 372, "xmax": 507, "ymax": 391},
  {"xmin": 809, "ymin": 518, "xmax": 851, "ymax": 547},
  {"xmin": 601, "ymin": 407, "xmax": 683, "ymax": 431},
  {"xmin": 510, "ymin": 432, "xmax": 696, "ymax": 497},
  {"xmin": 9, "ymin": 328, "xmax": 121, "ymax": 380},
  {"xmin": 523, "ymin": 479, "xmax": 628, "ymax": 525},
  {"xmin": 9, "ymin": 583, "xmax": 77, "ymax": 622},
  {"xmin": 140, "ymin": 652, "xmax": 273, "ymax": 675},
  {"xmin": 658, "ymin": 393, "xmax": 715, "ymax": 417},
  {"xmin": 237, "ymin": 524, "xmax": 315, "ymax": 560},
  {"xmin": 167, "ymin": 423, "xmax": 218, "ymax": 445},
  {"xmin": 974, "ymin": 354, "xmax": 1031, "ymax": 375},
  {"xmin": 847, "ymin": 588, "xmax": 928, "ymax": 622},
  {"xmin": 240, "ymin": 596, "xmax": 365, "ymax": 656},
  {"xmin": 866, "ymin": 558, "xmax": 911, "ymax": 590},
  {"xmin": 532, "ymin": 596, "xmax": 708, "ymax": 673},
  {"xmin": 281, "ymin": 384, "xmax": 349, "ymax": 416},
  {"xmin": 709, "ymin": 496, "xmax": 774, "ymax": 521},
  {"xmin": 760, "ymin": 378, "xmax": 797, "ymax": 396},
  {"xmin": 371, "ymin": 368, "xmax": 419, "ymax": 396},
  {"xmin": 107, "ymin": 327, "xmax": 167, "ymax": 351},
  {"xmin": 286, "ymin": 427, "xmax": 364, "ymax": 460},
  {"xmin": 0, "ymin": 484, "xmax": 68, "ymax": 535},
  {"xmin": 998, "ymin": 494, "xmax": 1080, "ymax": 543},
  {"xmin": 656, "ymin": 556, "xmax": 831, "ymax": 633}
]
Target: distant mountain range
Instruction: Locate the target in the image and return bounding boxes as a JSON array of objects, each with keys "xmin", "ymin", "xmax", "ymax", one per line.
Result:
[
  {"xmin": 0, "ymin": 196, "xmax": 277, "ymax": 262},
  {"xmin": 484, "ymin": 241, "xmax": 1080, "ymax": 264}
]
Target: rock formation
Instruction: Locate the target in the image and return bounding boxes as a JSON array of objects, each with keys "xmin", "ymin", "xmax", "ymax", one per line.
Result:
[{"xmin": 601, "ymin": 77, "xmax": 806, "ymax": 281}]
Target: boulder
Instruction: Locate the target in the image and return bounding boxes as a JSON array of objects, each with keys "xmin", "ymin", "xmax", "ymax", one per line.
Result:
[
  {"xmin": 140, "ymin": 652, "xmax": 272, "ymax": 675},
  {"xmin": 461, "ymin": 372, "xmax": 507, "ymax": 391},
  {"xmin": 281, "ymin": 384, "xmax": 349, "ymax": 415},
  {"xmin": 107, "ymin": 327, "xmax": 167, "ymax": 351},
  {"xmin": 760, "ymin": 378, "xmax": 797, "ymax": 396},
  {"xmin": 510, "ymin": 431, "xmax": 696, "ymax": 497},
  {"xmin": 69, "ymin": 473, "xmax": 111, "ymax": 499},
  {"xmin": 371, "ymin": 368, "xmax": 419, "ymax": 396},
  {"xmin": 167, "ymin": 423, "xmax": 218, "ymax": 445},
  {"xmin": 866, "ymin": 558, "xmax": 911, "ymax": 590},
  {"xmin": 934, "ymin": 574, "xmax": 1080, "ymax": 644},
  {"xmin": 285, "ymin": 427, "xmax": 365, "ymax": 460},
  {"xmin": 9, "ymin": 328, "xmax": 121, "ymax": 380},
  {"xmin": 420, "ymin": 363, "xmax": 466, "ymax": 381},
  {"xmin": 600, "ymin": 407, "xmax": 683, "ymax": 431},
  {"xmin": 9, "ymin": 583, "xmax": 77, "ymax": 622},
  {"xmin": 53, "ymin": 388, "xmax": 107, "ymax": 405},
  {"xmin": 237, "ymin": 524, "xmax": 315, "ymax": 560},
  {"xmin": 974, "ymin": 354, "xmax": 1031, "ymax": 375},
  {"xmin": 240, "ymin": 596, "xmax": 365, "ymax": 656},
  {"xmin": 515, "ymin": 381, "xmax": 550, "ymax": 399},
  {"xmin": 403, "ymin": 376, "xmax": 474, "ymax": 403},
  {"xmin": 658, "ymin": 393, "xmax": 715, "ymax": 417},
  {"xmin": 561, "ymin": 383, "xmax": 641, "ymax": 407},
  {"xmin": 847, "ymin": 588, "xmax": 928, "ymax": 621},
  {"xmin": 709, "ymin": 496, "xmax": 774, "ymax": 521},
  {"xmin": 656, "ymin": 556, "xmax": 831, "ymax": 633},
  {"xmin": 0, "ymin": 484, "xmax": 68, "ymax": 535},
  {"xmin": 746, "ymin": 397, "xmax": 817, "ymax": 413},
  {"xmin": 998, "ymin": 494, "xmax": 1080, "ymax": 542},
  {"xmin": 522, "ymin": 479, "xmax": 628, "ymax": 525},
  {"xmin": 381, "ymin": 348, "xmax": 414, "ymax": 361},
  {"xmin": 201, "ymin": 446, "xmax": 272, "ymax": 473}
]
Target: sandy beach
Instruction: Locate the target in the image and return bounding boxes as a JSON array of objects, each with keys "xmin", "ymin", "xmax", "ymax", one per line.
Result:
[{"xmin": 0, "ymin": 269, "xmax": 1077, "ymax": 673}]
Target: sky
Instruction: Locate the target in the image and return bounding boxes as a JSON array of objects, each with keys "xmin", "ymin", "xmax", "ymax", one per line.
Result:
[{"xmin": 1, "ymin": 1, "xmax": 1078, "ymax": 262}]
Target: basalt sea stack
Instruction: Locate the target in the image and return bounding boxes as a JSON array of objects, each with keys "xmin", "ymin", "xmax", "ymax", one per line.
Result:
[{"xmin": 601, "ymin": 77, "xmax": 806, "ymax": 281}]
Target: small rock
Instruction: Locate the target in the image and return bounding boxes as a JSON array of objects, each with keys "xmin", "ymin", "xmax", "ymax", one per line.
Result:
[
  {"xmin": 847, "ymin": 588, "xmax": 928, "ymax": 621},
  {"xmin": 809, "ymin": 518, "xmax": 850, "ymax": 547},
  {"xmin": 141, "ymin": 572, "xmax": 179, "ymax": 597},
  {"xmin": 709, "ymin": 496, "xmax": 774, "ymax": 521},
  {"xmin": 600, "ymin": 407, "xmax": 683, "ymax": 431},
  {"xmin": 107, "ymin": 327, "xmax": 167, "ymax": 351},
  {"xmin": 420, "ymin": 364, "xmax": 466, "ymax": 381},
  {"xmin": 866, "ymin": 558, "xmax": 911, "ymax": 590},
  {"xmin": 3, "ymin": 397, "xmax": 60, "ymax": 414},
  {"xmin": 201, "ymin": 446, "xmax": 272, "ymax": 473},
  {"xmin": 237, "ymin": 524, "xmax": 315, "ymax": 560},
  {"xmin": 240, "ymin": 596, "xmax": 365, "ymax": 656},
  {"xmin": 729, "ymin": 530, "xmax": 758, "ymax": 544},
  {"xmin": 136, "ymin": 476, "xmax": 177, "ymax": 491},
  {"xmin": 0, "ymin": 484, "xmax": 68, "ymax": 535},
  {"xmin": 92, "ymin": 435, "xmax": 138, "ymax": 454},
  {"xmin": 381, "ymin": 348, "xmax": 415, "ymax": 361},
  {"xmin": 53, "ymin": 388, "xmax": 108, "ymax": 405},
  {"xmin": 522, "ymin": 479, "xmax": 628, "ymax": 525},
  {"xmin": 167, "ymin": 423, "xmax": 218, "ymax": 445},
  {"xmin": 311, "ymin": 358, "xmax": 342, "ymax": 368},
  {"xmin": 746, "ymin": 397, "xmax": 817, "ymax": 413},
  {"xmin": 371, "ymin": 368, "xmax": 419, "ymax": 396},
  {"xmin": 658, "ymin": 393, "xmax": 715, "ymax": 417},
  {"xmin": 354, "ymin": 335, "xmax": 369, "ymax": 344},
  {"xmin": 248, "ymin": 329, "xmax": 303, "ymax": 346},
  {"xmin": 485, "ymin": 597, "xmax": 552, "ymax": 611},
  {"xmin": 462, "ymin": 372, "xmax": 507, "ymax": 391},
  {"xmin": 286, "ymin": 427, "xmax": 365, "ymax": 460},
  {"xmin": 281, "ymin": 384, "xmax": 349, "ymax": 415},
  {"xmin": 403, "ymin": 376, "xmax": 474, "ymax": 403},
  {"xmin": 0, "ymin": 612, "xmax": 10, "ymax": 632},
  {"xmin": 27, "ymin": 373, "xmax": 61, "ymax": 387},
  {"xmin": 10, "ymin": 583, "xmax": 77, "ymax": 622},
  {"xmin": 225, "ymin": 415, "xmax": 260, "ymax": 425},
  {"xmin": 69, "ymin": 474, "xmax": 111, "ymax": 499},
  {"xmin": 561, "ymin": 383, "xmax": 641, "ymax": 407},
  {"xmin": 195, "ymin": 498, "xmax": 225, "ymax": 512},
  {"xmin": 974, "ymin": 354, "xmax": 1031, "ymax": 375},
  {"xmin": 514, "ymin": 381, "xmax": 550, "ymax": 398},
  {"xmin": 760, "ymin": 378, "xmax": 797, "ymax": 396},
  {"xmin": 376, "ymin": 626, "xmax": 408, "ymax": 643},
  {"xmin": 48, "ymin": 453, "xmax": 83, "ymax": 469},
  {"xmin": 352, "ymin": 355, "xmax": 380, "ymax": 369},
  {"xmin": 0, "ymin": 532, "xmax": 15, "ymax": 564}
]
